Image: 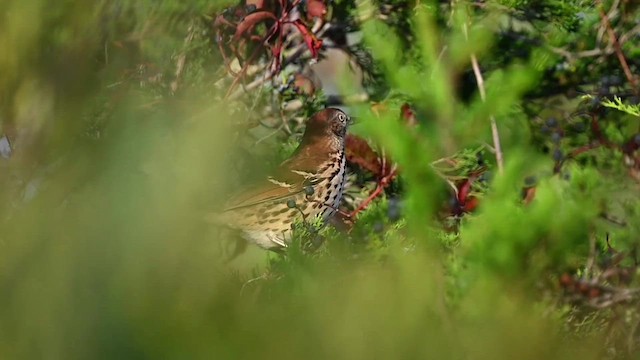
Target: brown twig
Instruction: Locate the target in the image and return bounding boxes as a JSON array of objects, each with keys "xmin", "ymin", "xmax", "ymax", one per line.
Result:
[
  {"xmin": 349, "ymin": 165, "xmax": 398, "ymax": 218},
  {"xmin": 597, "ymin": 0, "xmax": 639, "ymax": 97},
  {"xmin": 224, "ymin": 26, "xmax": 280, "ymax": 99}
]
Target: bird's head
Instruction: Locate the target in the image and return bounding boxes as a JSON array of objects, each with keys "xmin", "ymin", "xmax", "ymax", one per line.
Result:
[{"xmin": 302, "ymin": 108, "xmax": 352, "ymax": 143}]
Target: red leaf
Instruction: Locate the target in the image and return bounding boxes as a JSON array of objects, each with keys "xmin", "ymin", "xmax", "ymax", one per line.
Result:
[
  {"xmin": 306, "ymin": 0, "xmax": 327, "ymax": 20},
  {"xmin": 292, "ymin": 19, "xmax": 322, "ymax": 58},
  {"xmin": 345, "ymin": 134, "xmax": 389, "ymax": 177},
  {"xmin": 457, "ymin": 179, "xmax": 472, "ymax": 203},
  {"xmin": 233, "ymin": 11, "xmax": 277, "ymax": 40},
  {"xmin": 271, "ymin": 29, "xmax": 284, "ymax": 71},
  {"xmin": 400, "ymin": 103, "xmax": 418, "ymax": 126},
  {"xmin": 462, "ymin": 196, "xmax": 479, "ymax": 213}
]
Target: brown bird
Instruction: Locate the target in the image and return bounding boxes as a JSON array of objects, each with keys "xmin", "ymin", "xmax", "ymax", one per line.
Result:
[{"xmin": 208, "ymin": 108, "xmax": 352, "ymax": 251}]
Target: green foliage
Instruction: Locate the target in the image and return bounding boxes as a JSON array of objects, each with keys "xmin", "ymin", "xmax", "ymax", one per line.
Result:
[
  {"xmin": 601, "ymin": 96, "xmax": 640, "ymax": 117},
  {"xmin": 2, "ymin": 0, "xmax": 640, "ymax": 359}
]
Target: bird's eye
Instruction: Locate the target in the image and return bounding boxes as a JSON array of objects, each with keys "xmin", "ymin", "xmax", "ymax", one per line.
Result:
[{"xmin": 338, "ymin": 113, "xmax": 347, "ymax": 122}]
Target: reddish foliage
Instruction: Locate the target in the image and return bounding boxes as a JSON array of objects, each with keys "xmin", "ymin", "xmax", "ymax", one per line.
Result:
[
  {"xmin": 400, "ymin": 103, "xmax": 418, "ymax": 126},
  {"xmin": 451, "ymin": 174, "xmax": 484, "ymax": 216},
  {"xmin": 522, "ymin": 186, "xmax": 536, "ymax": 205},
  {"xmin": 462, "ymin": 196, "xmax": 479, "ymax": 212},
  {"xmin": 457, "ymin": 179, "xmax": 473, "ymax": 204},
  {"xmin": 292, "ymin": 19, "xmax": 323, "ymax": 58},
  {"xmin": 292, "ymin": 74, "xmax": 316, "ymax": 96},
  {"xmin": 233, "ymin": 11, "xmax": 277, "ymax": 41},
  {"xmin": 345, "ymin": 134, "xmax": 390, "ymax": 178},
  {"xmin": 306, "ymin": 0, "xmax": 327, "ymax": 20},
  {"xmin": 214, "ymin": 0, "xmax": 324, "ymax": 98}
]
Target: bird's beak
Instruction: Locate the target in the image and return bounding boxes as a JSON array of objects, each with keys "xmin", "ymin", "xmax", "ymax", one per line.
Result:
[{"xmin": 348, "ymin": 116, "xmax": 358, "ymax": 126}]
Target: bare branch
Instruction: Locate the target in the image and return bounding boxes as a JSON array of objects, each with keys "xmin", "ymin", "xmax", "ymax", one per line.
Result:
[
  {"xmin": 171, "ymin": 22, "xmax": 197, "ymax": 94},
  {"xmin": 597, "ymin": 0, "xmax": 639, "ymax": 97},
  {"xmin": 463, "ymin": 23, "xmax": 505, "ymax": 175}
]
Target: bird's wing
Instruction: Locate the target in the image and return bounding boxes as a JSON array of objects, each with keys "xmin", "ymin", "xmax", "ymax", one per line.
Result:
[{"xmin": 219, "ymin": 167, "xmax": 320, "ymax": 212}]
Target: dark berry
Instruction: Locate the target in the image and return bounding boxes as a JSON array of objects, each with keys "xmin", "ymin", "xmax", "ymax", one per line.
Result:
[
  {"xmin": 562, "ymin": 172, "xmax": 571, "ymax": 181},
  {"xmin": 630, "ymin": 97, "xmax": 640, "ymax": 105},
  {"xmin": 476, "ymin": 152, "xmax": 485, "ymax": 166},
  {"xmin": 373, "ymin": 222, "xmax": 384, "ymax": 233},
  {"xmin": 553, "ymin": 148, "xmax": 564, "ymax": 161},
  {"xmin": 304, "ymin": 186, "xmax": 314, "ymax": 196},
  {"xmin": 541, "ymin": 125, "xmax": 551, "ymax": 134},
  {"xmin": 388, "ymin": 204, "xmax": 401, "ymax": 222},
  {"xmin": 599, "ymin": 86, "xmax": 610, "ymax": 96},
  {"xmin": 546, "ymin": 117, "xmax": 558, "ymax": 127},
  {"xmin": 634, "ymin": 134, "xmax": 640, "ymax": 145},
  {"xmin": 287, "ymin": 199, "xmax": 297, "ymax": 208},
  {"xmin": 573, "ymin": 122, "xmax": 586, "ymax": 133},
  {"xmin": 452, "ymin": 194, "xmax": 462, "ymax": 204},
  {"xmin": 609, "ymin": 75, "xmax": 622, "ymax": 86},
  {"xmin": 244, "ymin": 4, "xmax": 257, "ymax": 13},
  {"xmin": 551, "ymin": 132, "xmax": 562, "ymax": 143},
  {"xmin": 449, "ymin": 196, "xmax": 462, "ymax": 215},
  {"xmin": 388, "ymin": 197, "xmax": 401, "ymax": 210},
  {"xmin": 524, "ymin": 175, "xmax": 537, "ymax": 187}
]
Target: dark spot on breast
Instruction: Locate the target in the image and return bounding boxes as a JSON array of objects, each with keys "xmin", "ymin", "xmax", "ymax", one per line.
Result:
[
  {"xmin": 268, "ymin": 218, "xmax": 279, "ymax": 223},
  {"xmin": 258, "ymin": 219, "xmax": 268, "ymax": 225},
  {"xmin": 324, "ymin": 193, "xmax": 330, "ymax": 202}
]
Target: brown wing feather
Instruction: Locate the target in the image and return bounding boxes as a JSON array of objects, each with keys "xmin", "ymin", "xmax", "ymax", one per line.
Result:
[
  {"xmin": 220, "ymin": 141, "xmax": 334, "ymax": 211},
  {"xmin": 221, "ymin": 176, "xmax": 304, "ymax": 211},
  {"xmin": 220, "ymin": 169, "xmax": 320, "ymax": 212}
]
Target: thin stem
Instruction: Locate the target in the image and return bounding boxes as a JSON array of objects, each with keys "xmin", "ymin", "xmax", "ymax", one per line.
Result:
[
  {"xmin": 597, "ymin": 0, "xmax": 639, "ymax": 97},
  {"xmin": 464, "ymin": 23, "xmax": 505, "ymax": 175}
]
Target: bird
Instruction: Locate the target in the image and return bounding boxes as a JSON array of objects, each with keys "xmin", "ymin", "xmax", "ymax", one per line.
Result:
[{"xmin": 207, "ymin": 107, "xmax": 352, "ymax": 252}]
